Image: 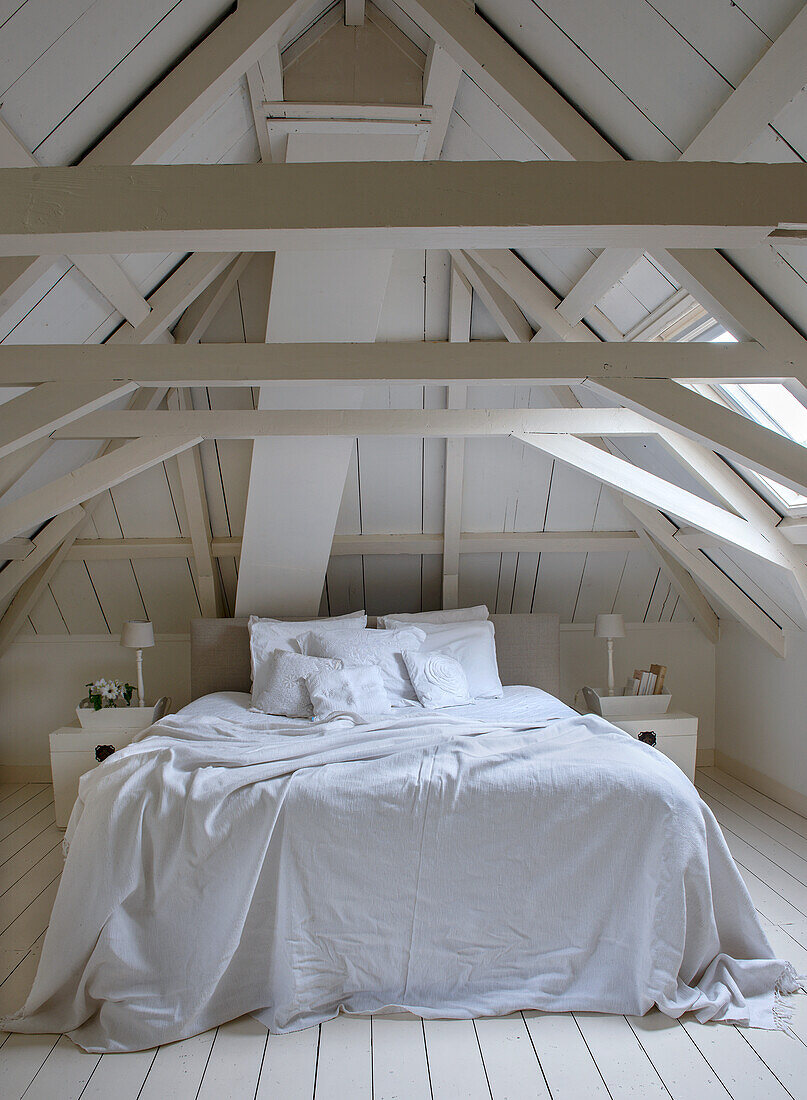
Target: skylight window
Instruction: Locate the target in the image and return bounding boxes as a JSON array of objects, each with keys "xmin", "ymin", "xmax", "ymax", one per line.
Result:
[{"xmin": 708, "ymin": 329, "xmax": 807, "ymax": 512}]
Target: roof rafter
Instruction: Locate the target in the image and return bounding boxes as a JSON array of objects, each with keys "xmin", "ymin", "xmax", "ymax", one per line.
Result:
[
  {"xmin": 586, "ymin": 377, "xmax": 807, "ymax": 498},
  {"xmin": 514, "ymin": 432, "xmax": 786, "ymax": 567}
]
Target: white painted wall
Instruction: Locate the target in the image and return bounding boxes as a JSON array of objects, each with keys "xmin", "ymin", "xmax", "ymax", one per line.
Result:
[
  {"xmin": 715, "ymin": 621, "xmax": 807, "ymax": 806},
  {"xmin": 0, "ymin": 622, "xmax": 715, "ymax": 770},
  {"xmin": 0, "ymin": 635, "xmax": 190, "ymax": 771}
]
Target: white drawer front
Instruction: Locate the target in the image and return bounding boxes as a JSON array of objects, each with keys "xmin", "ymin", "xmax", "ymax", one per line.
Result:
[
  {"xmin": 609, "ymin": 716, "xmax": 698, "ymax": 783},
  {"xmin": 51, "ymin": 750, "xmax": 98, "ymax": 829}
]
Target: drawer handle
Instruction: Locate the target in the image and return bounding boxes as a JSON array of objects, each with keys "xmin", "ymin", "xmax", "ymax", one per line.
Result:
[
  {"xmin": 95, "ymin": 744, "xmax": 116, "ymax": 763},
  {"xmin": 638, "ymin": 730, "xmax": 657, "ymax": 747}
]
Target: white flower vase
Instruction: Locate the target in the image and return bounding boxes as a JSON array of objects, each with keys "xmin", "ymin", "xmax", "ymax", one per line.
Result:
[{"xmin": 75, "ymin": 705, "xmax": 155, "ymax": 730}]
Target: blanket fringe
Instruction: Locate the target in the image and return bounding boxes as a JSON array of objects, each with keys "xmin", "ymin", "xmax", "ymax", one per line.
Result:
[{"xmin": 774, "ymin": 962, "xmax": 807, "ymax": 1035}]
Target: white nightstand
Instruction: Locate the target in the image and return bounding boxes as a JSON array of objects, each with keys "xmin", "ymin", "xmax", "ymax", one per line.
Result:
[
  {"xmin": 49, "ymin": 725, "xmax": 145, "ymax": 828},
  {"xmin": 604, "ymin": 711, "xmax": 698, "ymax": 782}
]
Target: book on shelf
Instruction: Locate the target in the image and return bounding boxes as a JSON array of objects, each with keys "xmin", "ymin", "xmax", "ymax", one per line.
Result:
[
  {"xmin": 630, "ymin": 667, "xmax": 666, "ymax": 695},
  {"xmin": 649, "ymin": 664, "xmax": 667, "ymax": 694}
]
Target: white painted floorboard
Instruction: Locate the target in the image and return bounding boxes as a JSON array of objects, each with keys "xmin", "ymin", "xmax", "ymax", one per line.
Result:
[{"xmin": 0, "ymin": 771, "xmax": 804, "ymax": 1100}]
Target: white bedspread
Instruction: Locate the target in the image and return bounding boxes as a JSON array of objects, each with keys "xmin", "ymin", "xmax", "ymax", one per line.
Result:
[{"xmin": 2, "ymin": 688, "xmax": 800, "ymax": 1052}]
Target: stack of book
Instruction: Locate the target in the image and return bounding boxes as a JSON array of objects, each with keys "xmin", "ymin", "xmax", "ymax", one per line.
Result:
[{"xmin": 624, "ymin": 664, "xmax": 667, "ymax": 696}]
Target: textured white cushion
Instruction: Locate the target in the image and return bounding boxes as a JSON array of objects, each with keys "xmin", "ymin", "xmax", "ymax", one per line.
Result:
[
  {"xmin": 299, "ymin": 627, "xmax": 426, "ymax": 705},
  {"xmin": 251, "ymin": 650, "xmax": 342, "ymax": 717},
  {"xmin": 378, "ymin": 605, "xmax": 489, "ymax": 629},
  {"xmin": 248, "ymin": 612, "xmax": 366, "ymax": 679},
  {"xmin": 402, "ymin": 649, "xmax": 472, "ymax": 709},
  {"xmin": 413, "ymin": 620, "xmax": 503, "ymax": 699},
  {"xmin": 305, "ymin": 665, "xmax": 391, "ymax": 721}
]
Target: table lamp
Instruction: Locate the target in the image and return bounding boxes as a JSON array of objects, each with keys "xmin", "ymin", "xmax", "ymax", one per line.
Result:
[
  {"xmin": 594, "ymin": 613, "xmax": 625, "ymax": 697},
  {"xmin": 120, "ymin": 620, "xmax": 154, "ymax": 706}
]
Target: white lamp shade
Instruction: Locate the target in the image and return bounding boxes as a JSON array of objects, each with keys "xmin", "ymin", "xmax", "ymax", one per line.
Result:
[
  {"xmin": 120, "ymin": 620, "xmax": 154, "ymax": 649},
  {"xmin": 594, "ymin": 613, "xmax": 625, "ymax": 640}
]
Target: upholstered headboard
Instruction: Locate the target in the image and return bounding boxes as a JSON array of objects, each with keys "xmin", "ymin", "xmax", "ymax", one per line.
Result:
[{"xmin": 189, "ymin": 613, "xmax": 560, "ymax": 700}]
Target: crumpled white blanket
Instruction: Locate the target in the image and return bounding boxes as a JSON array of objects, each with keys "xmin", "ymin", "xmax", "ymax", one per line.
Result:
[{"xmin": 1, "ymin": 688, "xmax": 801, "ymax": 1052}]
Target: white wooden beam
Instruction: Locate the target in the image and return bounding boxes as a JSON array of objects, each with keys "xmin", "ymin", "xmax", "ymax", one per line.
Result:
[
  {"xmin": 0, "ymin": 339, "xmax": 786, "ymax": 387},
  {"xmin": 399, "ymin": 0, "xmax": 807, "ymax": 408},
  {"xmin": 684, "ymin": 5, "xmax": 807, "ymax": 163},
  {"xmin": 109, "ymin": 253, "xmax": 236, "ymax": 345},
  {"xmin": 246, "ymin": 68, "xmax": 273, "ymax": 164},
  {"xmin": 0, "ymin": 527, "xmax": 87, "ymax": 658},
  {"xmin": 171, "ymin": 254, "xmax": 254, "ymax": 345},
  {"xmin": 0, "ymin": 539, "xmax": 33, "ymax": 560},
  {"xmin": 623, "ymin": 498, "xmax": 785, "ymax": 657},
  {"xmin": 443, "ymin": 261, "xmax": 472, "ymax": 609},
  {"xmin": 516, "ymin": 4, "xmax": 807, "ymax": 328},
  {"xmin": 450, "ymin": 251, "xmax": 533, "ymax": 343},
  {"xmin": 84, "ymin": 0, "xmax": 314, "ymax": 168},
  {"xmin": 633, "ymin": 525, "xmax": 720, "ymax": 645},
  {"xmin": 0, "ymin": 115, "xmax": 152, "ymax": 327},
  {"xmin": 515, "ymin": 432, "xmax": 782, "ymax": 564},
  {"xmin": 0, "ymin": 0, "xmax": 311, "ymax": 319},
  {"xmin": 54, "ymin": 406, "xmax": 653, "ymax": 440},
  {"xmin": 588, "ymin": 377, "xmax": 807, "ymax": 497},
  {"xmin": 0, "ymin": 162, "xmax": 803, "ymax": 254},
  {"xmin": 65, "ymin": 530, "xmax": 643, "ymax": 561},
  {"xmin": 0, "ymin": 440, "xmax": 51, "ymax": 501},
  {"xmin": 0, "ymin": 381, "xmax": 137, "ymax": 460},
  {"xmin": 468, "ymin": 249, "xmax": 623, "ymax": 342},
  {"xmin": 394, "ymin": 0, "xmax": 619, "ymax": 162},
  {"xmin": 0, "ymin": 506, "xmax": 86, "ymax": 603},
  {"xmin": 658, "ymin": 429, "xmax": 807, "ymax": 620},
  {"xmin": 345, "ymin": 0, "xmax": 365, "ymax": 26},
  {"xmin": 423, "ymin": 43, "xmax": 462, "ymax": 161},
  {"xmin": 0, "ymin": 434, "xmax": 200, "ymax": 543},
  {"xmin": 555, "ymin": 248, "xmax": 643, "ymax": 327},
  {"xmin": 779, "ymin": 517, "xmax": 807, "ymax": 546},
  {"xmin": 68, "ymin": 255, "xmax": 152, "ymax": 328},
  {"xmin": 167, "ymin": 390, "xmax": 219, "ymax": 617}
]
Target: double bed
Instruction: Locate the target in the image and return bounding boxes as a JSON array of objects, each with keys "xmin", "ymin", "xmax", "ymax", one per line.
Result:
[{"xmin": 2, "ymin": 613, "xmax": 801, "ymax": 1053}]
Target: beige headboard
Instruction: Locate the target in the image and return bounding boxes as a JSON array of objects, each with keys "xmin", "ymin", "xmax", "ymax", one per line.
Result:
[{"xmin": 189, "ymin": 614, "xmax": 560, "ymax": 700}]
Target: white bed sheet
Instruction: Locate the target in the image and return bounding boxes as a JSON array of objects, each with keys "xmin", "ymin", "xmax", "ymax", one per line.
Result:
[{"xmin": 2, "ymin": 686, "xmax": 800, "ymax": 1052}]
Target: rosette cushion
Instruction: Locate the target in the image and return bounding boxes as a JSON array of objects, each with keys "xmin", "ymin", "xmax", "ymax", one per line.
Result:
[{"xmin": 402, "ymin": 649, "xmax": 472, "ymax": 709}]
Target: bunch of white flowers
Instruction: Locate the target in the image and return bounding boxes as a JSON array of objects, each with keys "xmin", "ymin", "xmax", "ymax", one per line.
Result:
[{"xmin": 84, "ymin": 678, "xmax": 135, "ymax": 710}]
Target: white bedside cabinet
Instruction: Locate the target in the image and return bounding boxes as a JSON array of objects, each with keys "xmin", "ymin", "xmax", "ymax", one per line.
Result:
[
  {"xmin": 606, "ymin": 711, "xmax": 698, "ymax": 782},
  {"xmin": 49, "ymin": 725, "xmax": 144, "ymax": 828}
]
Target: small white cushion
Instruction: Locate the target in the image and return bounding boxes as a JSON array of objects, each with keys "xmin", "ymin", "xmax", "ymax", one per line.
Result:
[
  {"xmin": 248, "ymin": 612, "xmax": 366, "ymax": 679},
  {"xmin": 251, "ymin": 650, "xmax": 342, "ymax": 717},
  {"xmin": 299, "ymin": 627, "xmax": 426, "ymax": 705},
  {"xmin": 305, "ymin": 665, "xmax": 391, "ymax": 721},
  {"xmin": 402, "ymin": 649, "xmax": 472, "ymax": 709},
  {"xmin": 378, "ymin": 605, "xmax": 489, "ymax": 629},
  {"xmin": 413, "ymin": 620, "xmax": 503, "ymax": 699}
]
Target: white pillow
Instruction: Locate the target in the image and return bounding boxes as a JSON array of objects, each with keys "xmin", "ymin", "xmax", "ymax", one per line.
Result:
[
  {"xmin": 414, "ymin": 620, "xmax": 503, "ymax": 699},
  {"xmin": 402, "ymin": 649, "xmax": 472, "ymax": 709},
  {"xmin": 248, "ymin": 612, "xmax": 366, "ymax": 679},
  {"xmin": 378, "ymin": 605, "xmax": 489, "ymax": 629},
  {"xmin": 299, "ymin": 627, "xmax": 426, "ymax": 705},
  {"xmin": 305, "ymin": 665, "xmax": 391, "ymax": 721},
  {"xmin": 251, "ymin": 650, "xmax": 343, "ymax": 717}
]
